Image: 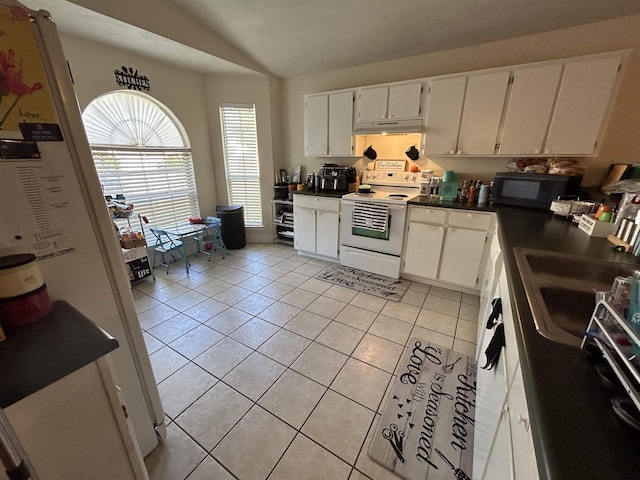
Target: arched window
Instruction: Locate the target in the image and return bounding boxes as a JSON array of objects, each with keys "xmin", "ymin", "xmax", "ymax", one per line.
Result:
[{"xmin": 82, "ymin": 91, "xmax": 199, "ymax": 227}]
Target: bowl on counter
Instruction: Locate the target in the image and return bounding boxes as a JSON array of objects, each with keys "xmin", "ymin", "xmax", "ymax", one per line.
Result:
[{"xmin": 358, "ymin": 184, "xmax": 372, "ymax": 193}]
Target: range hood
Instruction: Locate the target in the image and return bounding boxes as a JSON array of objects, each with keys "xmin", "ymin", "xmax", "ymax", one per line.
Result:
[{"xmin": 353, "ymin": 118, "xmax": 423, "ymax": 135}]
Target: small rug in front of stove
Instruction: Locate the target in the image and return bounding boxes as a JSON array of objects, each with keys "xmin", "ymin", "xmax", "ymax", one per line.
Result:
[
  {"xmin": 315, "ymin": 264, "xmax": 410, "ymax": 301},
  {"xmin": 369, "ymin": 337, "xmax": 476, "ymax": 480}
]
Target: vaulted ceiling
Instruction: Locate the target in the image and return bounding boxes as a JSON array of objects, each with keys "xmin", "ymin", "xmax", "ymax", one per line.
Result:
[{"xmin": 21, "ymin": 0, "xmax": 640, "ymax": 78}]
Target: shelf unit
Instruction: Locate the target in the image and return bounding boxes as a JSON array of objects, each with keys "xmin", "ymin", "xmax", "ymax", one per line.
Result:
[
  {"xmin": 582, "ymin": 299, "xmax": 640, "ymax": 414},
  {"xmin": 272, "ymin": 199, "xmax": 294, "ymax": 245}
]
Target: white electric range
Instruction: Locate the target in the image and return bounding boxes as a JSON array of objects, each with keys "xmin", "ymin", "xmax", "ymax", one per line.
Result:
[{"xmin": 340, "ymin": 170, "xmax": 420, "ymax": 278}]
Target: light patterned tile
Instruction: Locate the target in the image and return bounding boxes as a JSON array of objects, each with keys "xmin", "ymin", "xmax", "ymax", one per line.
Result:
[
  {"xmin": 169, "ymin": 325, "xmax": 225, "ymax": 359},
  {"xmin": 277, "ymin": 271, "xmax": 310, "ymax": 287},
  {"xmin": 258, "ymin": 301, "xmax": 302, "ymax": 327},
  {"xmin": 269, "ymin": 433, "xmax": 351, "ymax": 480},
  {"xmin": 223, "ymin": 352, "xmax": 286, "ymax": 401},
  {"xmin": 149, "ymin": 346, "xmax": 189, "ymax": 383},
  {"xmin": 165, "ymin": 290, "xmax": 208, "ymax": 312},
  {"xmin": 229, "ymin": 318, "xmax": 280, "ymax": 349},
  {"xmin": 182, "ymin": 298, "xmax": 229, "ymax": 322},
  {"xmin": 408, "ymin": 325, "xmax": 454, "ymax": 350},
  {"xmin": 258, "ymin": 370, "xmax": 326, "ymax": 429},
  {"xmin": 349, "ymin": 292, "xmax": 387, "ymax": 313},
  {"xmin": 233, "ymin": 292, "xmax": 275, "ymax": 316},
  {"xmin": 213, "ymin": 286, "xmax": 253, "ymax": 306},
  {"xmin": 134, "ymin": 294, "xmax": 161, "ymax": 315},
  {"xmin": 257, "ymin": 282, "xmax": 295, "ymax": 300},
  {"xmin": 298, "ymin": 277, "xmax": 332, "ymax": 294},
  {"xmin": 212, "ymin": 406, "xmax": 296, "ymax": 480},
  {"xmin": 157, "ymin": 362, "xmax": 217, "ymax": 418},
  {"xmin": 352, "ymin": 334, "xmax": 403, "ymax": 373},
  {"xmin": 459, "ymin": 302, "xmax": 480, "ymax": 322},
  {"xmin": 235, "ymin": 275, "xmax": 272, "ymax": 292},
  {"xmin": 368, "ymin": 314, "xmax": 413, "ymax": 345},
  {"xmin": 453, "ymin": 338, "xmax": 477, "ymax": 358},
  {"xmin": 416, "ymin": 309, "xmax": 458, "ymax": 337},
  {"xmin": 204, "ymin": 307, "xmax": 252, "ymax": 334},
  {"xmin": 302, "ymin": 390, "xmax": 374, "ymax": 465},
  {"xmin": 379, "ymin": 301, "xmax": 421, "ymax": 324},
  {"xmin": 323, "ymin": 285, "xmax": 358, "ymax": 303},
  {"xmin": 401, "ymin": 289, "xmax": 427, "ymax": 307},
  {"xmin": 334, "ymin": 304, "xmax": 378, "ymax": 331},
  {"xmin": 193, "ymin": 278, "xmax": 233, "ymax": 297},
  {"xmin": 147, "ymin": 314, "xmax": 200, "ymax": 344},
  {"xmin": 194, "ymin": 337, "xmax": 252, "ymax": 378},
  {"xmin": 284, "ymin": 310, "xmax": 331, "ymax": 340},
  {"xmin": 291, "ymin": 342, "xmax": 348, "ymax": 386},
  {"xmin": 455, "ymin": 318, "xmax": 478, "ymax": 343},
  {"xmin": 148, "ymin": 283, "xmax": 191, "ymax": 302},
  {"xmin": 306, "ymin": 296, "xmax": 347, "ymax": 319},
  {"xmin": 462, "ymin": 292, "xmax": 481, "ymax": 306},
  {"xmin": 144, "ymin": 423, "xmax": 207, "ymax": 480},
  {"xmin": 428, "ymin": 285, "xmax": 463, "ymax": 301},
  {"xmin": 143, "ymin": 331, "xmax": 164, "ymax": 355},
  {"xmin": 280, "ymin": 288, "xmax": 319, "ymax": 309},
  {"xmin": 423, "ymin": 294, "xmax": 460, "ymax": 317},
  {"xmin": 316, "ymin": 321, "xmax": 365, "ymax": 355},
  {"xmin": 176, "ymin": 382, "xmax": 253, "ymax": 451},
  {"xmin": 185, "ymin": 457, "xmax": 235, "ymax": 480},
  {"xmin": 330, "ymin": 358, "xmax": 391, "ymax": 411},
  {"xmin": 138, "ymin": 303, "xmax": 180, "ymax": 331},
  {"xmin": 258, "ymin": 329, "xmax": 311, "ymax": 366}
]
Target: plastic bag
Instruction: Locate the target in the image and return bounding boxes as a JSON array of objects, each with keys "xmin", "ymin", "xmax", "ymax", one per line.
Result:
[
  {"xmin": 602, "ymin": 178, "xmax": 640, "ymax": 195},
  {"xmin": 615, "ymin": 192, "xmax": 640, "ymax": 228},
  {"xmin": 505, "ymin": 158, "xmax": 549, "ymax": 173},
  {"xmin": 547, "ymin": 158, "xmax": 586, "ymax": 176}
]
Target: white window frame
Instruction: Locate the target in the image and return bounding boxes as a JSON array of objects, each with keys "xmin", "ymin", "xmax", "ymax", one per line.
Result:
[
  {"xmin": 82, "ymin": 91, "xmax": 200, "ymax": 229},
  {"xmin": 219, "ymin": 103, "xmax": 263, "ymax": 227}
]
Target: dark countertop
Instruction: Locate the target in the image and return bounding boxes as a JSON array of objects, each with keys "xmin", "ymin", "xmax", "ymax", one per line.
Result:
[
  {"xmin": 291, "ymin": 189, "xmax": 346, "ymax": 198},
  {"xmin": 408, "ymin": 195, "xmax": 497, "ymax": 212},
  {"xmin": 496, "ymin": 206, "xmax": 640, "ymax": 479},
  {"xmin": 0, "ymin": 301, "xmax": 119, "ymax": 408}
]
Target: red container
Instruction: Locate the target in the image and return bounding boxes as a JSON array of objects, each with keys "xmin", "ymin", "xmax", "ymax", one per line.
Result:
[{"xmin": 0, "ymin": 283, "xmax": 53, "ymax": 328}]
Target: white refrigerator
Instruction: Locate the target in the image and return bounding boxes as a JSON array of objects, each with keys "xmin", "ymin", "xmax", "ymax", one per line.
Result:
[{"xmin": 0, "ymin": 0, "xmax": 165, "ymax": 456}]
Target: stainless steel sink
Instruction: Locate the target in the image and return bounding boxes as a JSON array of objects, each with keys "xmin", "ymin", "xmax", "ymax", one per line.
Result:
[{"xmin": 513, "ymin": 248, "xmax": 638, "ymax": 347}]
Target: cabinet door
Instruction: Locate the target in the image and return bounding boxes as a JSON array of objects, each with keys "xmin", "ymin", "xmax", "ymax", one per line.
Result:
[
  {"xmin": 499, "ymin": 64, "xmax": 562, "ymax": 155},
  {"xmin": 402, "ymin": 221, "xmax": 445, "ymax": 279},
  {"xmin": 480, "ymin": 401, "xmax": 514, "ymax": 480},
  {"xmin": 316, "ymin": 211, "xmax": 340, "ymax": 259},
  {"xmin": 358, "ymin": 86, "xmax": 388, "ymax": 121},
  {"xmin": 509, "ymin": 365, "xmax": 539, "ymax": 480},
  {"xmin": 544, "ymin": 54, "xmax": 622, "ymax": 155},
  {"xmin": 387, "ymin": 83, "xmax": 422, "ymax": 118},
  {"xmin": 328, "ymin": 91, "xmax": 354, "ymax": 155},
  {"xmin": 423, "ymin": 76, "xmax": 466, "ymax": 155},
  {"xmin": 304, "ymin": 95, "xmax": 328, "ymax": 156},
  {"xmin": 474, "ymin": 313, "xmax": 510, "ymax": 480},
  {"xmin": 458, "ymin": 71, "xmax": 510, "ymax": 154},
  {"xmin": 439, "ymin": 228, "xmax": 487, "ymax": 288},
  {"xmin": 294, "ymin": 206, "xmax": 317, "ymax": 253}
]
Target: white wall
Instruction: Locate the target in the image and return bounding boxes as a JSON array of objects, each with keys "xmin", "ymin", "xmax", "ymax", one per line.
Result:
[
  {"xmin": 283, "ymin": 14, "xmax": 640, "ymax": 187},
  {"xmin": 205, "ymin": 74, "xmax": 281, "ymax": 243}
]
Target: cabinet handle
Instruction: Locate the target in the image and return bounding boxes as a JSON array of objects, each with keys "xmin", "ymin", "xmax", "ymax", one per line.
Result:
[
  {"xmin": 449, "ymin": 149, "xmax": 456, "ymax": 154},
  {"xmin": 439, "ymin": 227, "xmax": 445, "ymax": 231},
  {"xmin": 533, "ymin": 149, "xmax": 540, "ymax": 154},
  {"xmin": 544, "ymin": 149, "xmax": 550, "ymax": 154},
  {"xmin": 518, "ymin": 414, "xmax": 530, "ymax": 432},
  {"xmin": 501, "ymin": 404, "xmax": 510, "ymax": 419},
  {"xmin": 457, "ymin": 149, "xmax": 463, "ymax": 155}
]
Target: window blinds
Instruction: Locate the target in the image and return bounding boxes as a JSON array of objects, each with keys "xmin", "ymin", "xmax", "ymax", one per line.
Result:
[
  {"xmin": 219, "ymin": 104, "xmax": 263, "ymax": 227},
  {"xmin": 92, "ymin": 147, "xmax": 199, "ymax": 228}
]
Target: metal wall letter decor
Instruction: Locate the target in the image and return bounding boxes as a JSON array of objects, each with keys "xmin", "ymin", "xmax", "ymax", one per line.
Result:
[{"xmin": 114, "ymin": 66, "xmax": 151, "ymax": 91}]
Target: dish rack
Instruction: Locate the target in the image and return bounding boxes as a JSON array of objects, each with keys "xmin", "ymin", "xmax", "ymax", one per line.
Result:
[
  {"xmin": 581, "ymin": 299, "xmax": 640, "ymax": 415},
  {"xmin": 550, "ymin": 196, "xmax": 598, "ymax": 219}
]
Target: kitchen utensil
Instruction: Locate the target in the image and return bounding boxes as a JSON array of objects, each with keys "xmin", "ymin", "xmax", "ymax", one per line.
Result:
[
  {"xmin": 405, "ymin": 144, "xmax": 419, "ymax": 161},
  {"xmin": 435, "ymin": 448, "xmax": 471, "ymax": 480},
  {"xmin": 363, "ymin": 145, "xmax": 377, "ymax": 160}
]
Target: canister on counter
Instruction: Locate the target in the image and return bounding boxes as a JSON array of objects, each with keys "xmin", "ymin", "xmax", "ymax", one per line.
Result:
[{"xmin": 0, "ymin": 253, "xmax": 52, "ymax": 329}]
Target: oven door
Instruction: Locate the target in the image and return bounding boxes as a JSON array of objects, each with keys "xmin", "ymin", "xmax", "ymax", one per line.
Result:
[{"xmin": 340, "ymin": 200, "xmax": 407, "ymax": 255}]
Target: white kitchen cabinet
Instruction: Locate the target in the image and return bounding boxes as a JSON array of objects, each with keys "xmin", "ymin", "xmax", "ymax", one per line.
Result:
[
  {"xmin": 402, "ymin": 206, "xmax": 493, "ymax": 292},
  {"xmin": 403, "ymin": 222, "xmax": 445, "ymax": 279},
  {"xmin": 439, "ymin": 227, "xmax": 487, "ymax": 287},
  {"xmin": 457, "ymin": 71, "xmax": 510, "ymax": 154},
  {"xmin": 357, "ymin": 83, "xmax": 422, "ymax": 121},
  {"xmin": 498, "ymin": 63, "xmax": 563, "ymax": 155},
  {"xmin": 474, "ymin": 250, "xmax": 539, "ymax": 480},
  {"xmin": 544, "ymin": 54, "xmax": 623, "ymax": 155},
  {"xmin": 304, "ymin": 91, "xmax": 356, "ymax": 156},
  {"xmin": 293, "ymin": 195, "xmax": 340, "ymax": 260},
  {"xmin": 508, "ymin": 365, "xmax": 539, "ymax": 480},
  {"xmin": 423, "ymin": 76, "xmax": 466, "ymax": 155}
]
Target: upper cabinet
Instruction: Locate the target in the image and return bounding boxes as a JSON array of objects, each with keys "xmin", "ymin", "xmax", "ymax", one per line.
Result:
[
  {"xmin": 357, "ymin": 83, "xmax": 423, "ymax": 122},
  {"xmin": 457, "ymin": 71, "xmax": 510, "ymax": 155},
  {"xmin": 304, "ymin": 50, "xmax": 627, "ymax": 158},
  {"xmin": 543, "ymin": 54, "xmax": 623, "ymax": 155},
  {"xmin": 304, "ymin": 91, "xmax": 356, "ymax": 157},
  {"xmin": 497, "ymin": 64, "xmax": 563, "ymax": 155},
  {"xmin": 423, "ymin": 76, "xmax": 466, "ymax": 155}
]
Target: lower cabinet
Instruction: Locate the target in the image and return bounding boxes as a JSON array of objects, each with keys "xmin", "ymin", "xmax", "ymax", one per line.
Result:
[
  {"xmin": 474, "ymin": 253, "xmax": 539, "ymax": 480},
  {"xmin": 401, "ymin": 206, "xmax": 495, "ymax": 290},
  {"xmin": 293, "ymin": 195, "xmax": 340, "ymax": 260}
]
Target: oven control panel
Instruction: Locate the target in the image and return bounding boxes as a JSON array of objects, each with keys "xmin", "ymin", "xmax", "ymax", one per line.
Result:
[{"xmin": 362, "ymin": 170, "xmax": 420, "ymax": 187}]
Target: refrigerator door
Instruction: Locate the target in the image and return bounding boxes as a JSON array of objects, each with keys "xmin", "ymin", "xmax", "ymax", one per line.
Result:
[{"xmin": 0, "ymin": 3, "xmax": 164, "ymax": 456}]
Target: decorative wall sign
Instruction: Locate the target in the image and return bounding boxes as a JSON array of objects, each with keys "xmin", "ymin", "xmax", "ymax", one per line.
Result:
[
  {"xmin": 114, "ymin": 66, "xmax": 150, "ymax": 91},
  {"xmin": 369, "ymin": 338, "xmax": 476, "ymax": 480},
  {"xmin": 375, "ymin": 160, "xmax": 406, "ymax": 171}
]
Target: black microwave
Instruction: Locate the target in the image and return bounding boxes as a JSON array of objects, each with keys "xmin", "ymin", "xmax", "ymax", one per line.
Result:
[{"xmin": 492, "ymin": 172, "xmax": 582, "ymax": 209}]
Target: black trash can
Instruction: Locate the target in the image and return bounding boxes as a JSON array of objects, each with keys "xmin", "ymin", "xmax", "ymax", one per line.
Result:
[{"xmin": 215, "ymin": 205, "xmax": 246, "ymax": 250}]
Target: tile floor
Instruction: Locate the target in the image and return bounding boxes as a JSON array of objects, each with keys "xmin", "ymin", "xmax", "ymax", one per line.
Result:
[{"xmin": 134, "ymin": 243, "xmax": 480, "ymax": 480}]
